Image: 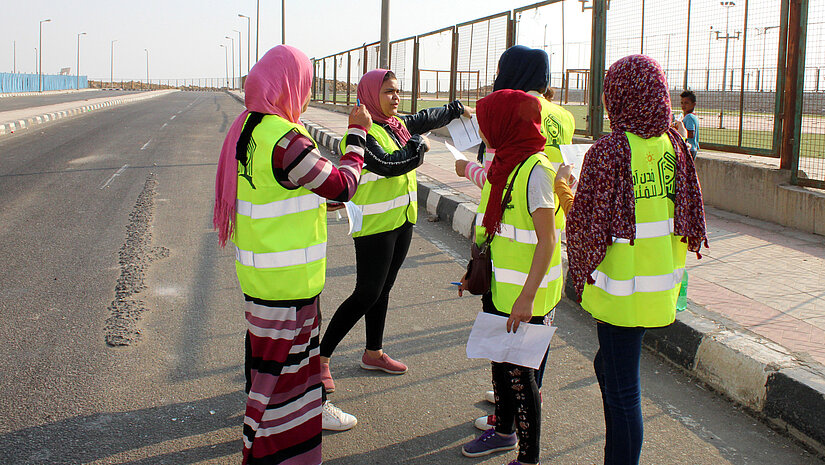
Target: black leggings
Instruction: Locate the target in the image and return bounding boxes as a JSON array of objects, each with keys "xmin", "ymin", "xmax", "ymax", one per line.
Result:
[
  {"xmin": 483, "ymin": 292, "xmax": 546, "ymax": 464},
  {"xmin": 320, "ymin": 222, "xmax": 413, "ymax": 357}
]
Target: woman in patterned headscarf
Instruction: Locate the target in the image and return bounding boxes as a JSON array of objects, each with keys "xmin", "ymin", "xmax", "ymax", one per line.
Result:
[{"xmin": 566, "ymin": 55, "xmax": 707, "ymax": 465}]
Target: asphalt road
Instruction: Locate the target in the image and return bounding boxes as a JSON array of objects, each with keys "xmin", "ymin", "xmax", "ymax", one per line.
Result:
[
  {"xmin": 0, "ymin": 91, "xmax": 819, "ymax": 464},
  {"xmin": 0, "ymin": 90, "xmax": 145, "ymax": 112}
]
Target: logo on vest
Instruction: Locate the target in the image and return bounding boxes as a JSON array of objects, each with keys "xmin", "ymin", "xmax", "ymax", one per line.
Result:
[
  {"xmin": 632, "ymin": 151, "xmax": 676, "ymax": 201},
  {"xmin": 239, "ymin": 136, "xmax": 258, "ymax": 189},
  {"xmin": 543, "ymin": 114, "xmax": 562, "ymax": 144}
]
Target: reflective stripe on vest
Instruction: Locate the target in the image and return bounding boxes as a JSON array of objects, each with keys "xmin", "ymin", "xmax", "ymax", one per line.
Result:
[
  {"xmin": 235, "ymin": 242, "xmax": 327, "ymax": 269},
  {"xmin": 580, "ymin": 131, "xmax": 688, "ymax": 327},
  {"xmin": 342, "ymin": 118, "xmax": 418, "ymax": 237},
  {"xmin": 233, "ymin": 114, "xmax": 327, "ymax": 301},
  {"xmin": 475, "ymin": 153, "xmax": 563, "ymax": 316}
]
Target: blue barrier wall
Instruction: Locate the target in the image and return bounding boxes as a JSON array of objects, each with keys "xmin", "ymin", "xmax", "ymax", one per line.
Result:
[{"xmin": 0, "ymin": 73, "xmax": 88, "ymax": 93}]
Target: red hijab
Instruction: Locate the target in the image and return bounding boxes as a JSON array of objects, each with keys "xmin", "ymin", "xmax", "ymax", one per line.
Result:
[
  {"xmin": 357, "ymin": 69, "xmax": 412, "ymax": 145},
  {"xmin": 476, "ymin": 90, "xmax": 546, "ymax": 237},
  {"xmin": 566, "ymin": 55, "xmax": 708, "ymax": 299}
]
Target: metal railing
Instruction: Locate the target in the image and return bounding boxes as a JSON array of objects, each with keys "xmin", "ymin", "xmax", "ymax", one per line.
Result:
[{"xmin": 311, "ymin": 0, "xmax": 821, "ymax": 188}]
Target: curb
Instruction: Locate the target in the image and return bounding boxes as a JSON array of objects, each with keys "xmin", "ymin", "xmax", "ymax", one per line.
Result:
[
  {"xmin": 0, "ymin": 88, "xmax": 98, "ymax": 99},
  {"xmin": 298, "ymin": 116, "xmax": 825, "ymax": 456},
  {"xmin": 0, "ymin": 90, "xmax": 177, "ymax": 137}
]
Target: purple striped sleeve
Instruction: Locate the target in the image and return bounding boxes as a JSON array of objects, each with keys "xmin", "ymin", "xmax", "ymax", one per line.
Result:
[{"xmin": 273, "ymin": 126, "xmax": 367, "ymax": 201}]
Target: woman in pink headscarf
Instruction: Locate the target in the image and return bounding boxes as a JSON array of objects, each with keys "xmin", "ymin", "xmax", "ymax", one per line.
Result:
[
  {"xmin": 318, "ymin": 69, "xmax": 471, "ymax": 392},
  {"xmin": 214, "ymin": 45, "xmax": 371, "ymax": 464}
]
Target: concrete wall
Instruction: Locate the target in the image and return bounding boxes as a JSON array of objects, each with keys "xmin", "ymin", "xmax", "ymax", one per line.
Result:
[{"xmin": 695, "ymin": 154, "xmax": 825, "ymax": 236}]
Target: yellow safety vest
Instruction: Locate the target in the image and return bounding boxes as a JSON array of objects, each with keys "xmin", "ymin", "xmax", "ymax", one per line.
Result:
[
  {"xmin": 580, "ymin": 132, "xmax": 688, "ymax": 327},
  {"xmin": 233, "ymin": 114, "xmax": 327, "ymax": 301},
  {"xmin": 340, "ymin": 117, "xmax": 417, "ymax": 237},
  {"xmin": 475, "ymin": 153, "xmax": 563, "ymax": 316}
]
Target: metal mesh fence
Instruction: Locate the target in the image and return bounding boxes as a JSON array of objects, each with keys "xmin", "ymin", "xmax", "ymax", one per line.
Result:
[
  {"xmin": 455, "ymin": 13, "xmax": 510, "ymax": 108},
  {"xmin": 416, "ymin": 27, "xmax": 454, "ymax": 112},
  {"xmin": 390, "ymin": 38, "xmax": 416, "ymax": 112},
  {"xmin": 515, "ymin": 0, "xmax": 592, "ymax": 132},
  {"xmin": 800, "ymin": 0, "xmax": 825, "ymax": 185}
]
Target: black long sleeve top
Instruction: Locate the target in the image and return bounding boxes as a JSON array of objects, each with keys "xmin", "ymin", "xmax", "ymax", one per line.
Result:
[{"xmin": 363, "ymin": 99, "xmax": 465, "ymax": 177}]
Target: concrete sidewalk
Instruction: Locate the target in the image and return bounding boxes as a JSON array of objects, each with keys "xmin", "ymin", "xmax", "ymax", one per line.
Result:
[{"xmin": 0, "ymin": 89, "xmax": 177, "ymax": 136}]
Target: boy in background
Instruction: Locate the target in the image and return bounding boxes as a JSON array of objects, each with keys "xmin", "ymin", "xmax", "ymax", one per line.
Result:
[{"xmin": 680, "ymin": 90, "xmax": 699, "ymax": 159}]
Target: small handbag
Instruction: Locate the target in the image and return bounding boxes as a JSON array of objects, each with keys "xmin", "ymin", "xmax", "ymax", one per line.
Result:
[{"xmin": 463, "ymin": 159, "xmax": 528, "ymax": 295}]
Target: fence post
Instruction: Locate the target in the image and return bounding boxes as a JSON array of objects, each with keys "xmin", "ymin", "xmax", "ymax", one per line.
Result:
[
  {"xmin": 506, "ymin": 11, "xmax": 515, "ymax": 49},
  {"xmin": 449, "ymin": 27, "xmax": 458, "ymax": 103},
  {"xmin": 588, "ymin": 0, "xmax": 608, "ymax": 139},
  {"xmin": 332, "ymin": 55, "xmax": 338, "ymax": 105},
  {"xmin": 411, "ymin": 37, "xmax": 420, "ymax": 113},
  {"xmin": 346, "ymin": 52, "xmax": 352, "ymax": 106},
  {"xmin": 322, "ymin": 59, "xmax": 327, "ymax": 103},
  {"xmin": 737, "ymin": 0, "xmax": 750, "ymax": 147},
  {"xmin": 684, "ymin": 0, "xmax": 692, "ymax": 90},
  {"xmin": 784, "ymin": 0, "xmax": 808, "ymax": 177}
]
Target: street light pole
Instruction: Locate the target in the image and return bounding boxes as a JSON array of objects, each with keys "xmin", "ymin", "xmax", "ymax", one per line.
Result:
[
  {"xmin": 226, "ymin": 36, "xmax": 235, "ymax": 89},
  {"xmin": 239, "ymin": 14, "xmax": 251, "ymax": 75},
  {"xmin": 255, "ymin": 0, "xmax": 260, "ymax": 62},
  {"xmin": 379, "ymin": 0, "xmax": 389, "ymax": 69},
  {"xmin": 220, "ymin": 44, "xmax": 229, "ymax": 88},
  {"xmin": 13, "ymin": 41, "xmax": 16, "ymax": 74},
  {"xmin": 145, "ymin": 49, "xmax": 149, "ymax": 90},
  {"xmin": 39, "ymin": 18, "xmax": 51, "ymax": 92},
  {"xmin": 76, "ymin": 32, "xmax": 86, "ymax": 90},
  {"xmin": 34, "ymin": 48, "xmax": 37, "ymax": 75},
  {"xmin": 111, "ymin": 39, "xmax": 117, "ymax": 88},
  {"xmin": 234, "ymin": 29, "xmax": 242, "ymax": 82},
  {"xmin": 716, "ymin": 1, "xmax": 740, "ymax": 129}
]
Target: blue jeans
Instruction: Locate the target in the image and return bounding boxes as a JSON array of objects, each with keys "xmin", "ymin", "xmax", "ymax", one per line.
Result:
[{"xmin": 594, "ymin": 322, "xmax": 646, "ymax": 465}]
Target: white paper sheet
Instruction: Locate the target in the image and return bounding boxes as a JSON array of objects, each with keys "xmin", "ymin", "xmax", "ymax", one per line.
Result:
[
  {"xmin": 446, "ymin": 115, "xmax": 481, "ymax": 151},
  {"xmin": 559, "ymin": 144, "xmax": 593, "ymax": 178},
  {"xmin": 343, "ymin": 201, "xmax": 363, "ymax": 235},
  {"xmin": 445, "ymin": 141, "xmax": 468, "ymax": 161},
  {"xmin": 466, "ymin": 312, "xmax": 557, "ymax": 370}
]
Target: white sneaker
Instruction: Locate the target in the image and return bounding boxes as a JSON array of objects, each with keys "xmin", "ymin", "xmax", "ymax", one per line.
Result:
[
  {"xmin": 322, "ymin": 400, "xmax": 357, "ymax": 431},
  {"xmin": 484, "ymin": 390, "xmax": 495, "ymax": 404},
  {"xmin": 474, "ymin": 414, "xmax": 496, "ymax": 431}
]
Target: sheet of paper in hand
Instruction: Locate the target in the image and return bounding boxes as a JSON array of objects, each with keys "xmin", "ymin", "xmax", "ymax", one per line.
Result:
[
  {"xmin": 446, "ymin": 115, "xmax": 482, "ymax": 151},
  {"xmin": 466, "ymin": 312, "xmax": 557, "ymax": 370},
  {"xmin": 559, "ymin": 144, "xmax": 593, "ymax": 178},
  {"xmin": 343, "ymin": 201, "xmax": 363, "ymax": 235},
  {"xmin": 445, "ymin": 141, "xmax": 468, "ymax": 161}
]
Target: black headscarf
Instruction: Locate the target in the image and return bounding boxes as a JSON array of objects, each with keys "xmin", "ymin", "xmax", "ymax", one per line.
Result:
[{"xmin": 492, "ymin": 45, "xmax": 550, "ymax": 92}]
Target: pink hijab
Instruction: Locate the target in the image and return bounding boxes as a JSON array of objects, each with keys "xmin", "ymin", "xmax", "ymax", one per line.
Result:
[
  {"xmin": 357, "ymin": 69, "xmax": 411, "ymax": 145},
  {"xmin": 213, "ymin": 45, "xmax": 313, "ymax": 247}
]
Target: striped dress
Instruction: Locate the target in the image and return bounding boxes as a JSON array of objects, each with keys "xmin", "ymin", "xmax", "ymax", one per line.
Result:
[{"xmin": 242, "ymin": 126, "xmax": 365, "ymax": 464}]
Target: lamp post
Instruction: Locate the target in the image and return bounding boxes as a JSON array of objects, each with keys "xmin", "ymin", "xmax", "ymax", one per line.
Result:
[
  {"xmin": 34, "ymin": 48, "xmax": 37, "ymax": 75},
  {"xmin": 76, "ymin": 32, "xmax": 86, "ymax": 90},
  {"xmin": 755, "ymin": 25, "xmax": 780, "ymax": 92},
  {"xmin": 234, "ymin": 29, "xmax": 242, "ymax": 82},
  {"xmin": 110, "ymin": 39, "xmax": 117, "ymax": 88},
  {"xmin": 144, "ymin": 49, "xmax": 149, "ymax": 90},
  {"xmin": 39, "ymin": 18, "xmax": 51, "ymax": 92},
  {"xmin": 13, "ymin": 41, "xmax": 16, "ymax": 74},
  {"xmin": 220, "ymin": 44, "xmax": 229, "ymax": 88},
  {"xmin": 715, "ymin": 1, "xmax": 740, "ymax": 129},
  {"xmin": 225, "ymin": 36, "xmax": 235, "ymax": 89},
  {"xmin": 239, "ymin": 14, "xmax": 251, "ymax": 76},
  {"xmin": 255, "ymin": 0, "xmax": 260, "ymax": 62}
]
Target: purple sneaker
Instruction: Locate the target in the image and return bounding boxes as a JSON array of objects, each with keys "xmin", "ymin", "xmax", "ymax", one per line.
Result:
[{"xmin": 461, "ymin": 428, "xmax": 517, "ymax": 457}]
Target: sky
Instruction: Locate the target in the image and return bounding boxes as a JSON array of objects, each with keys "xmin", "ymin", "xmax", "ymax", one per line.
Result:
[{"xmin": 1, "ymin": 0, "xmax": 591, "ymax": 81}]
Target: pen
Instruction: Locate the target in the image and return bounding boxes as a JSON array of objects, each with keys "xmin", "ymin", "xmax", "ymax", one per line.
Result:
[
  {"xmin": 356, "ymin": 98, "xmax": 361, "ymax": 106},
  {"xmin": 450, "ymin": 282, "xmax": 462, "ymax": 286}
]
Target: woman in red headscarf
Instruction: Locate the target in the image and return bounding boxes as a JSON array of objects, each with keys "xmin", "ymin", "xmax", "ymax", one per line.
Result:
[
  {"xmin": 459, "ymin": 89, "xmax": 560, "ymax": 465},
  {"xmin": 566, "ymin": 55, "xmax": 707, "ymax": 465},
  {"xmin": 318, "ymin": 69, "xmax": 471, "ymax": 392}
]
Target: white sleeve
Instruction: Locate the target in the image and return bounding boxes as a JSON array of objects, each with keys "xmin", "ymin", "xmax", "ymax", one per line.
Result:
[{"xmin": 527, "ymin": 164, "xmax": 556, "ymax": 214}]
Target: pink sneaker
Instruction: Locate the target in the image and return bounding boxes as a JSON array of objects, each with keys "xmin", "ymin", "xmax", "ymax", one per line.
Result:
[
  {"xmin": 320, "ymin": 362, "xmax": 335, "ymax": 393},
  {"xmin": 360, "ymin": 351, "xmax": 408, "ymax": 374}
]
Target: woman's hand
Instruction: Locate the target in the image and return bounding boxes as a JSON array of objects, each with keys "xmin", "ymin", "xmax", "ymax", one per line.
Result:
[
  {"xmin": 455, "ymin": 159, "xmax": 469, "ymax": 177},
  {"xmin": 506, "ymin": 292, "xmax": 534, "ymax": 333},
  {"xmin": 457, "ymin": 274, "xmax": 468, "ymax": 297},
  {"xmin": 462, "ymin": 106, "xmax": 475, "ymax": 119},
  {"xmin": 349, "ymin": 104, "xmax": 372, "ymax": 129},
  {"xmin": 419, "ymin": 135, "xmax": 431, "ymax": 153},
  {"xmin": 556, "ymin": 163, "xmax": 573, "ymax": 184},
  {"xmin": 672, "ymin": 119, "xmax": 687, "ymax": 139}
]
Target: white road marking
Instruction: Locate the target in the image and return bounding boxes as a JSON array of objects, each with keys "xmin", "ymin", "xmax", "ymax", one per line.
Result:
[
  {"xmin": 161, "ymin": 122, "xmax": 168, "ymax": 129},
  {"xmin": 140, "ymin": 139, "xmax": 152, "ymax": 150},
  {"xmin": 100, "ymin": 164, "xmax": 129, "ymax": 189},
  {"xmin": 170, "ymin": 115, "xmax": 176, "ymax": 120}
]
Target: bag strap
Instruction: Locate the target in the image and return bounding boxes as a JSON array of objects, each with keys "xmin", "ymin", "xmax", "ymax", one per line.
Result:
[{"xmin": 480, "ymin": 157, "xmax": 532, "ymax": 247}]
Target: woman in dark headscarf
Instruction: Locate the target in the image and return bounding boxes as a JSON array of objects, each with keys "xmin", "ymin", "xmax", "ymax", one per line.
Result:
[{"xmin": 566, "ymin": 55, "xmax": 707, "ymax": 465}]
